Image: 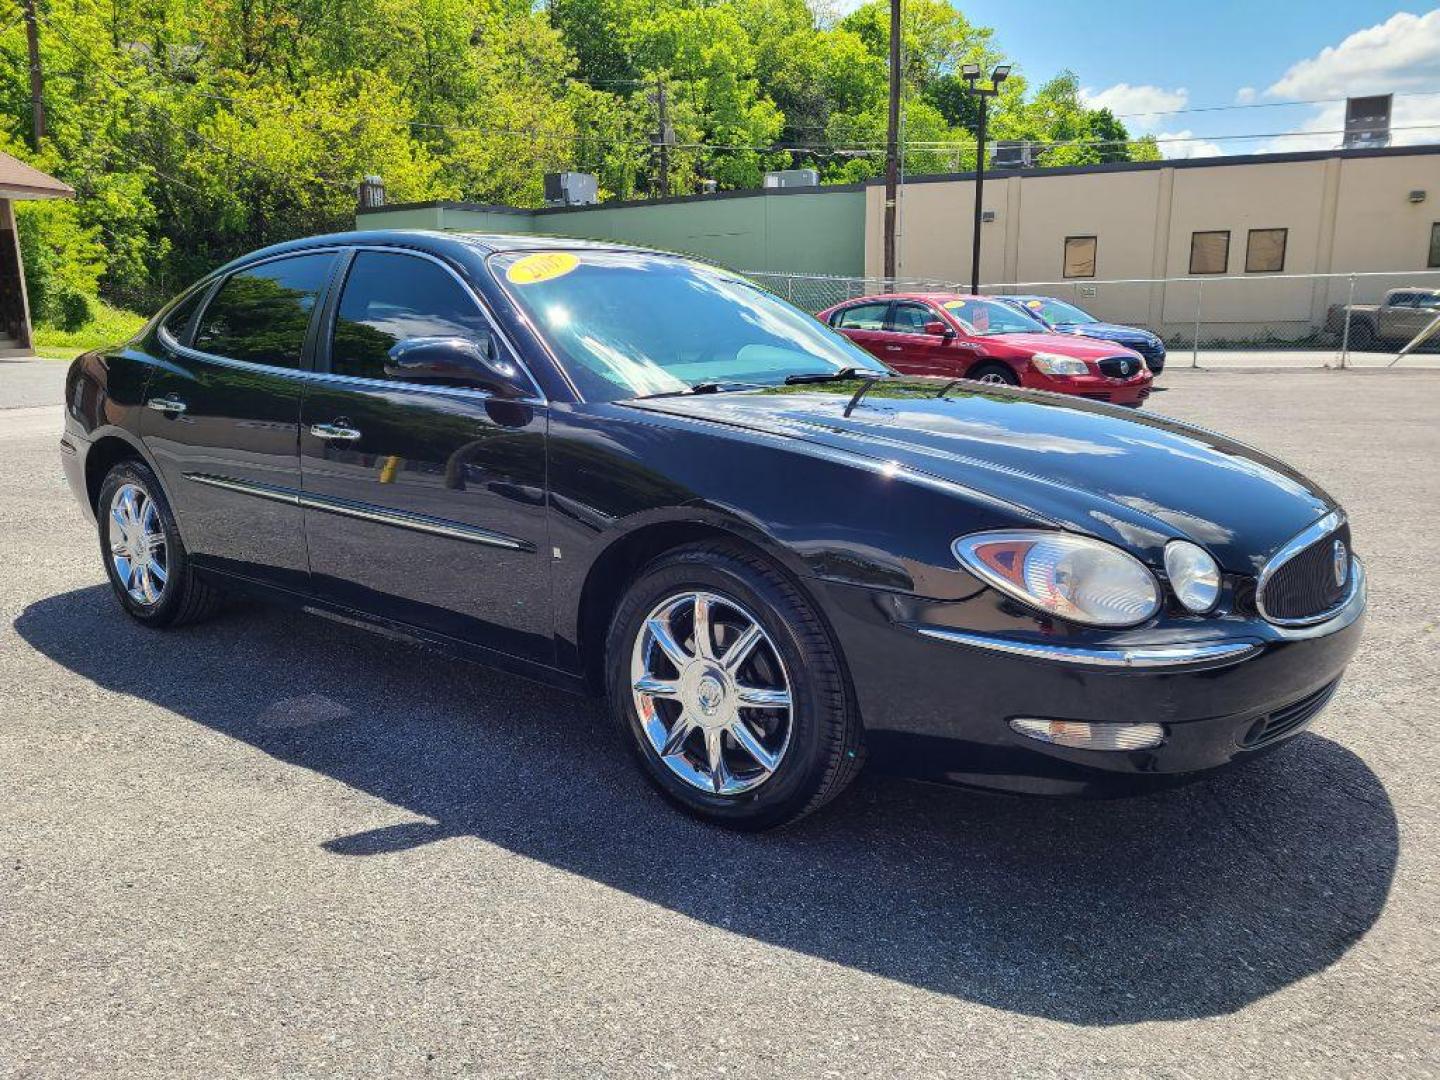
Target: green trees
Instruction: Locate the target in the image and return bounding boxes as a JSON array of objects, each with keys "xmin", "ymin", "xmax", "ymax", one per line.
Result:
[{"xmin": 1, "ymin": 0, "xmax": 1156, "ymax": 320}]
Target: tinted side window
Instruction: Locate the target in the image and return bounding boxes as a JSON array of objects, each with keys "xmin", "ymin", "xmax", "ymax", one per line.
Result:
[
  {"xmin": 193, "ymin": 253, "xmax": 335, "ymax": 368},
  {"xmin": 834, "ymin": 302, "xmax": 889, "ymax": 330},
  {"xmin": 160, "ymin": 286, "xmax": 210, "ymax": 345},
  {"xmin": 890, "ymin": 302, "xmax": 935, "ymax": 334},
  {"xmin": 329, "ymin": 252, "xmax": 494, "ymax": 381}
]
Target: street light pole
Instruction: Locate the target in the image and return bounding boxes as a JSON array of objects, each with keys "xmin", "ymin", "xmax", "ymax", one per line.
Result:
[
  {"xmin": 970, "ymin": 93, "xmax": 986, "ymax": 296},
  {"xmin": 960, "ymin": 64, "xmax": 1010, "ymax": 296}
]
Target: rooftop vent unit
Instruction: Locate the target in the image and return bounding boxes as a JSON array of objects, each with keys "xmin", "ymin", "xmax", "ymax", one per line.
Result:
[
  {"xmin": 543, "ymin": 171, "xmax": 599, "ymax": 207},
  {"xmin": 1343, "ymin": 95, "xmax": 1392, "ymax": 150},
  {"xmin": 763, "ymin": 168, "xmax": 820, "ymax": 189},
  {"xmin": 990, "ymin": 140, "xmax": 1037, "ymax": 170},
  {"xmin": 357, "ymin": 175, "xmax": 386, "ymax": 209}
]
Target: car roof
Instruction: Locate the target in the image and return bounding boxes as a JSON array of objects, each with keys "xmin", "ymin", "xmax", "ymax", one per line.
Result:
[
  {"xmin": 835, "ymin": 291, "xmax": 989, "ymax": 305},
  {"xmin": 212, "ymin": 229, "xmax": 690, "ymax": 279}
]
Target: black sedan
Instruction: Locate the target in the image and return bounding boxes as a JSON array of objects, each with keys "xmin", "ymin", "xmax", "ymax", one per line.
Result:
[{"xmin": 61, "ymin": 231, "xmax": 1365, "ymax": 829}]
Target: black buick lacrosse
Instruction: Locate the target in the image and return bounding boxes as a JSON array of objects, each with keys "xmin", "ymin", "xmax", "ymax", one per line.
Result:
[{"xmin": 61, "ymin": 231, "xmax": 1365, "ymax": 828}]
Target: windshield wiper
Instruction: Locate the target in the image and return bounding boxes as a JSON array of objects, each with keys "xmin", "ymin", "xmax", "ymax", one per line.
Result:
[
  {"xmin": 633, "ymin": 380, "xmax": 763, "ymax": 400},
  {"xmin": 784, "ymin": 366, "xmax": 880, "ymax": 384}
]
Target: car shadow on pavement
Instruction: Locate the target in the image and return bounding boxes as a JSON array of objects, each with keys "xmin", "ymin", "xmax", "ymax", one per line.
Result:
[{"xmin": 16, "ymin": 586, "xmax": 1398, "ymax": 1026}]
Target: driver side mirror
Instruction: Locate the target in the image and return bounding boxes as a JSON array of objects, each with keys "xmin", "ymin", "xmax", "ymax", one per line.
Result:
[
  {"xmin": 384, "ymin": 335, "xmax": 527, "ymax": 397},
  {"xmin": 924, "ymin": 320, "xmax": 954, "ymax": 339}
]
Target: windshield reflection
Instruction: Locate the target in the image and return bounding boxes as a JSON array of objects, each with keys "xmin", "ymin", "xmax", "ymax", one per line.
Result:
[{"xmin": 491, "ymin": 251, "xmax": 887, "ymax": 402}]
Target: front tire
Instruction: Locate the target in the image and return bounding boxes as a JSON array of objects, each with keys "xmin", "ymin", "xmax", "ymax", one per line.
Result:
[
  {"xmin": 606, "ymin": 542, "xmax": 864, "ymax": 830},
  {"xmin": 97, "ymin": 460, "xmax": 223, "ymax": 627},
  {"xmin": 967, "ymin": 361, "xmax": 1020, "ymax": 386}
]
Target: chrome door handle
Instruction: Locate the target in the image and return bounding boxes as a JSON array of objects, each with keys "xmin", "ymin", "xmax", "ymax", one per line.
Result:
[
  {"xmin": 885, "ymin": 345, "xmax": 903, "ymax": 351},
  {"xmin": 310, "ymin": 422, "xmax": 362, "ymax": 441},
  {"xmin": 146, "ymin": 396, "xmax": 187, "ymax": 414}
]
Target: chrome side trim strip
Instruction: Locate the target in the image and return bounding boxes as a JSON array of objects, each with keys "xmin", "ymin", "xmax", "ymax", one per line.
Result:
[
  {"xmin": 185, "ymin": 473, "xmax": 301, "ymax": 506},
  {"xmin": 183, "ymin": 473, "xmax": 533, "ymax": 552},
  {"xmin": 907, "ymin": 626, "xmax": 1261, "ymax": 668},
  {"xmin": 299, "ymin": 492, "xmax": 533, "ymax": 551},
  {"xmin": 1256, "ymin": 509, "xmax": 1346, "ymax": 627}
]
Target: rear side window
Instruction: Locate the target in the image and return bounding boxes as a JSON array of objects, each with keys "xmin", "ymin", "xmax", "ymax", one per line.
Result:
[
  {"xmin": 193, "ymin": 253, "xmax": 335, "ymax": 368},
  {"xmin": 329, "ymin": 251, "xmax": 494, "ymax": 382},
  {"xmin": 160, "ymin": 286, "xmax": 209, "ymax": 345},
  {"xmin": 833, "ymin": 302, "xmax": 889, "ymax": 330}
]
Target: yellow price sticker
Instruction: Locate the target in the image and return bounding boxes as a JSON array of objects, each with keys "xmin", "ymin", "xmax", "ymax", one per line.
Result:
[{"xmin": 506, "ymin": 252, "xmax": 580, "ymax": 285}]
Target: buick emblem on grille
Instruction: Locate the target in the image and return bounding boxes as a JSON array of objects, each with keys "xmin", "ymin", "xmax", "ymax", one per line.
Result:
[{"xmin": 1333, "ymin": 539, "xmax": 1348, "ymax": 587}]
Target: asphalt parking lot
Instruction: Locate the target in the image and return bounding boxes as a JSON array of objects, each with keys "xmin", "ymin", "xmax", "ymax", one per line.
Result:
[{"xmin": 2, "ymin": 358, "xmax": 1437, "ymax": 1078}]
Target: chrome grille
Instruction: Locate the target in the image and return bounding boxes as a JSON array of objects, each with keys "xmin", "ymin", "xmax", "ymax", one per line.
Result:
[
  {"xmin": 1097, "ymin": 356, "xmax": 1138, "ymax": 379},
  {"xmin": 1257, "ymin": 512, "xmax": 1351, "ymax": 625}
]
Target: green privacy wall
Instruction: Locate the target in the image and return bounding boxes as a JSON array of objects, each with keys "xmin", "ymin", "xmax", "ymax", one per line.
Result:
[{"xmin": 357, "ymin": 188, "xmax": 865, "ymax": 276}]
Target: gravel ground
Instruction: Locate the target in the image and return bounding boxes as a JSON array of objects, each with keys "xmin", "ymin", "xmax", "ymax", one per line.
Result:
[{"xmin": 1, "ymin": 360, "xmax": 1436, "ymax": 1079}]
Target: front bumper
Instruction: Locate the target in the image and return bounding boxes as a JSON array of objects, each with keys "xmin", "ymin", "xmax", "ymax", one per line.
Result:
[
  {"xmin": 1024, "ymin": 370, "xmax": 1153, "ymax": 406},
  {"xmin": 816, "ymin": 559, "xmax": 1366, "ymax": 796}
]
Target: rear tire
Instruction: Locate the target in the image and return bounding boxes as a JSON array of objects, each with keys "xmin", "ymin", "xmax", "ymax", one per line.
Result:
[
  {"xmin": 967, "ymin": 362, "xmax": 1020, "ymax": 387},
  {"xmin": 605, "ymin": 542, "xmax": 864, "ymax": 830},
  {"xmin": 97, "ymin": 460, "xmax": 224, "ymax": 628}
]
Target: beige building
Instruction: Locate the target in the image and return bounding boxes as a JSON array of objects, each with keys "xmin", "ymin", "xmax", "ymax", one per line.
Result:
[
  {"xmin": 868, "ymin": 146, "xmax": 1440, "ymax": 338},
  {"xmin": 0, "ymin": 151, "xmax": 75, "ymax": 356}
]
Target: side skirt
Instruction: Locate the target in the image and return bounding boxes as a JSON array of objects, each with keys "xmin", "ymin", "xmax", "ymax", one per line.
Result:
[{"xmin": 195, "ymin": 567, "xmax": 590, "ymax": 698}]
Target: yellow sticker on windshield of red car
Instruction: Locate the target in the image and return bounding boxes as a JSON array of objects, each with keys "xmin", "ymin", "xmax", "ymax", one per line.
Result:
[{"xmin": 506, "ymin": 252, "xmax": 580, "ymax": 285}]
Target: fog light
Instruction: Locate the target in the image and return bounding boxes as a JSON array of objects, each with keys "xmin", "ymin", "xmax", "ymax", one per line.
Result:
[{"xmin": 1010, "ymin": 718, "xmax": 1165, "ymax": 751}]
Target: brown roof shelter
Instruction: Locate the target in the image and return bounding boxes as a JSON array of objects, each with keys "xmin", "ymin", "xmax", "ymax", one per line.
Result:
[{"xmin": 0, "ymin": 150, "xmax": 75, "ymax": 356}]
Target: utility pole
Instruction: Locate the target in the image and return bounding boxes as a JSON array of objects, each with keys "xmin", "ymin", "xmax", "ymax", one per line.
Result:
[
  {"xmin": 21, "ymin": 0, "xmax": 45, "ymax": 147},
  {"xmin": 656, "ymin": 76, "xmax": 670, "ymax": 199},
  {"xmin": 959, "ymin": 64, "xmax": 1010, "ymax": 295},
  {"xmin": 881, "ymin": 0, "xmax": 901, "ymax": 282}
]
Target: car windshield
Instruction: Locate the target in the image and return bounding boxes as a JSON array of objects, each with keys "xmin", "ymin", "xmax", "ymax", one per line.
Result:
[
  {"xmin": 942, "ymin": 298, "xmax": 1048, "ymax": 337},
  {"xmin": 491, "ymin": 250, "xmax": 887, "ymax": 401},
  {"xmin": 1017, "ymin": 297, "xmax": 1097, "ymax": 326}
]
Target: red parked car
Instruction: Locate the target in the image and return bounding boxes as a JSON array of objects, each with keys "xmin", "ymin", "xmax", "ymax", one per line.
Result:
[{"xmin": 817, "ymin": 293, "xmax": 1153, "ymax": 406}]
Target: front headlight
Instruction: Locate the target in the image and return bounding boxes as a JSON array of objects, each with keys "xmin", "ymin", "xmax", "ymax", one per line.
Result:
[
  {"xmin": 953, "ymin": 530, "xmax": 1162, "ymax": 627},
  {"xmin": 1163, "ymin": 540, "xmax": 1221, "ymax": 613},
  {"xmin": 1030, "ymin": 352, "xmax": 1090, "ymax": 376}
]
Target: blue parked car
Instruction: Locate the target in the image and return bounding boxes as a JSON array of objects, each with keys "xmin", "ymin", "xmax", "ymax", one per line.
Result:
[{"xmin": 1000, "ymin": 296, "xmax": 1166, "ymax": 375}]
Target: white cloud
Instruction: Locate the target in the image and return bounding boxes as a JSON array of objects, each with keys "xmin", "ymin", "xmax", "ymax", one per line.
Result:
[
  {"xmin": 1154, "ymin": 130, "xmax": 1225, "ymax": 159},
  {"xmin": 1266, "ymin": 10, "xmax": 1440, "ymax": 99},
  {"xmin": 1080, "ymin": 83, "xmax": 1189, "ymax": 132},
  {"xmin": 1261, "ymin": 9, "xmax": 1440, "ymax": 153},
  {"xmin": 1235, "ymin": 86, "xmax": 1257, "ymax": 105}
]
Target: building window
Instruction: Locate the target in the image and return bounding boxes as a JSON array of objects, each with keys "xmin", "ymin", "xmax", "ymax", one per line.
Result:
[
  {"xmin": 1063, "ymin": 236, "xmax": 1097, "ymax": 279},
  {"xmin": 1245, "ymin": 228, "xmax": 1288, "ymax": 273},
  {"xmin": 1429, "ymin": 223, "xmax": 1440, "ymax": 268},
  {"xmin": 1189, "ymin": 230, "xmax": 1230, "ymax": 275}
]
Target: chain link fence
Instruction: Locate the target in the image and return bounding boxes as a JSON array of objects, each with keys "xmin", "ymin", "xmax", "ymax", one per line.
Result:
[{"xmin": 745, "ymin": 269, "xmax": 1440, "ymax": 369}]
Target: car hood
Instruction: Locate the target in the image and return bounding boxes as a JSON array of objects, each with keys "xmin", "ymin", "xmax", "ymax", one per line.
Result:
[
  {"xmin": 977, "ymin": 332, "xmax": 1143, "ymax": 359},
  {"xmin": 628, "ymin": 381, "xmax": 1333, "ymax": 574},
  {"xmin": 1056, "ymin": 322, "xmax": 1161, "ymax": 345}
]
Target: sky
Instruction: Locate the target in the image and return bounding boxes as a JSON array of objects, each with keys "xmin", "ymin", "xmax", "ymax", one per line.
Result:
[{"xmin": 846, "ymin": 2, "xmax": 1440, "ymax": 158}]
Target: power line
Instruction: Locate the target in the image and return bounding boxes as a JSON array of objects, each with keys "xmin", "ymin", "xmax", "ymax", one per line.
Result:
[{"xmin": 1102, "ymin": 88, "xmax": 1440, "ymax": 121}]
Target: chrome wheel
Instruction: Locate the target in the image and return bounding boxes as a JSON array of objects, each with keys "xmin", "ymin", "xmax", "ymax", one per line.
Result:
[
  {"xmin": 108, "ymin": 482, "xmax": 167, "ymax": 605},
  {"xmin": 977, "ymin": 371, "xmax": 1011, "ymax": 385},
  {"xmin": 630, "ymin": 590, "xmax": 793, "ymax": 796}
]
